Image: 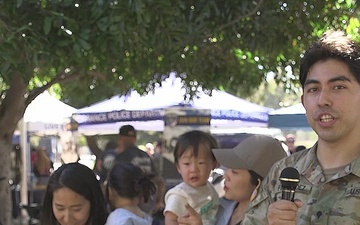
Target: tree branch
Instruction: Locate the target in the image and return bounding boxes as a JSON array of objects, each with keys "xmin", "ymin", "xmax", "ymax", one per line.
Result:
[
  {"xmin": 216, "ymin": 0, "xmax": 265, "ymax": 32},
  {"xmin": 26, "ymin": 70, "xmax": 82, "ymax": 106},
  {"xmin": 349, "ymin": 5, "xmax": 360, "ymax": 21}
]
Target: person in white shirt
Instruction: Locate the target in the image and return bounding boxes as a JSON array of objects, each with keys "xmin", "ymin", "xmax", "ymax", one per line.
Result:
[{"xmin": 164, "ymin": 130, "xmax": 220, "ymax": 225}]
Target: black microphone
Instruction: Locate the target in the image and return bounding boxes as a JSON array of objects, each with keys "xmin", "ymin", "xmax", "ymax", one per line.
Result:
[{"xmin": 279, "ymin": 167, "xmax": 300, "ymax": 201}]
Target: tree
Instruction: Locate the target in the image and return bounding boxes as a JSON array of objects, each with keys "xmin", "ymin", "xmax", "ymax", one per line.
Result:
[
  {"xmin": 246, "ymin": 75, "xmax": 302, "ymax": 109},
  {"xmin": 0, "ymin": 0, "xmax": 359, "ymax": 223}
]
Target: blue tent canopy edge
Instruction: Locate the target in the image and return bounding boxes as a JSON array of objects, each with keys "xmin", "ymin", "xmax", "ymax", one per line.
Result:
[{"xmin": 268, "ymin": 114, "xmax": 310, "ymax": 129}]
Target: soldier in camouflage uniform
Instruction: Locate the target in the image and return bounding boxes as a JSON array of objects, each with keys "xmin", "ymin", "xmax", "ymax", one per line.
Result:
[{"xmin": 242, "ymin": 30, "xmax": 360, "ymax": 224}]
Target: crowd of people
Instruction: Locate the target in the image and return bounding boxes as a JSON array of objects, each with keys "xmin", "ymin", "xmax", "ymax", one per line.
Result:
[{"xmin": 34, "ymin": 28, "xmax": 360, "ymax": 225}]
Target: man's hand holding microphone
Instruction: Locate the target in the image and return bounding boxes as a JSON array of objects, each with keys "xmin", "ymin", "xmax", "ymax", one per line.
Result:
[{"xmin": 267, "ymin": 167, "xmax": 303, "ymax": 225}]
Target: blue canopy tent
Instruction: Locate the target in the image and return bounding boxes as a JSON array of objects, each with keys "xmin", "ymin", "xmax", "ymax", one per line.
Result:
[
  {"xmin": 268, "ymin": 103, "xmax": 310, "ymax": 129},
  {"xmin": 73, "ymin": 76, "xmax": 271, "ymax": 135}
]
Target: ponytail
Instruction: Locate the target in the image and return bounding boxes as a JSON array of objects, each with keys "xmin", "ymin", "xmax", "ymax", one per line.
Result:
[{"xmin": 135, "ymin": 174, "xmax": 156, "ymax": 203}]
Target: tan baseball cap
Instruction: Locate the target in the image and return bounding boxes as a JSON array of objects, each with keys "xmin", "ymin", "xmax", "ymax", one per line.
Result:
[{"xmin": 212, "ymin": 134, "xmax": 287, "ymax": 178}]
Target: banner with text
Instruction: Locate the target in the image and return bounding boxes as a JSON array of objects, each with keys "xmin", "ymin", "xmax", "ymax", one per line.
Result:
[
  {"xmin": 163, "ymin": 107, "xmax": 211, "ymax": 154},
  {"xmin": 72, "ymin": 109, "xmax": 164, "ymax": 125}
]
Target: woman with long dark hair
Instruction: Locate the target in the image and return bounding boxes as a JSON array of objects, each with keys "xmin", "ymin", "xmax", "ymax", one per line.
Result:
[{"xmin": 40, "ymin": 162, "xmax": 107, "ymax": 225}]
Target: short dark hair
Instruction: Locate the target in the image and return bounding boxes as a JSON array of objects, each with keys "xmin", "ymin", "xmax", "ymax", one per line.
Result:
[
  {"xmin": 40, "ymin": 163, "xmax": 107, "ymax": 225},
  {"xmin": 156, "ymin": 140, "xmax": 163, "ymax": 148},
  {"xmin": 300, "ymin": 30, "xmax": 360, "ymax": 88},
  {"xmin": 173, "ymin": 130, "xmax": 218, "ymax": 165},
  {"xmin": 119, "ymin": 124, "xmax": 136, "ymax": 137}
]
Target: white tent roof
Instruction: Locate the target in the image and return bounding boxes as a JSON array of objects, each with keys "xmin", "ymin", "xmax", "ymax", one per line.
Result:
[
  {"xmin": 74, "ymin": 76, "xmax": 271, "ymax": 135},
  {"xmin": 76, "ymin": 78, "xmax": 267, "ymax": 113},
  {"xmin": 24, "ymin": 91, "xmax": 77, "ymax": 135},
  {"xmin": 268, "ymin": 103, "xmax": 305, "ymax": 115}
]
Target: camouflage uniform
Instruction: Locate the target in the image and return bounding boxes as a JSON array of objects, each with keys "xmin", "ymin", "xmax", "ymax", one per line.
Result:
[{"xmin": 242, "ymin": 142, "xmax": 360, "ymax": 225}]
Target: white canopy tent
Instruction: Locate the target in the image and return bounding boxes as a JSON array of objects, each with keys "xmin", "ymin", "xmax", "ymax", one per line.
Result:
[
  {"xmin": 19, "ymin": 91, "xmax": 77, "ymax": 207},
  {"xmin": 73, "ymin": 76, "xmax": 271, "ymax": 135},
  {"xmin": 23, "ymin": 91, "xmax": 77, "ymax": 135}
]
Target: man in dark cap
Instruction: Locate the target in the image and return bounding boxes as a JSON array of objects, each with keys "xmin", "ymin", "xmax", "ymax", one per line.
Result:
[
  {"xmin": 97, "ymin": 125, "xmax": 157, "ymax": 182},
  {"xmin": 113, "ymin": 125, "xmax": 157, "ymax": 174},
  {"xmin": 113, "ymin": 125, "xmax": 164, "ymax": 217}
]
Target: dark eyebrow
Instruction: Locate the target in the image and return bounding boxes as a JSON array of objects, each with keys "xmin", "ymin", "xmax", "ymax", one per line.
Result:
[
  {"xmin": 304, "ymin": 75, "xmax": 352, "ymax": 87},
  {"xmin": 54, "ymin": 202, "xmax": 83, "ymax": 208},
  {"xmin": 328, "ymin": 75, "xmax": 352, "ymax": 83},
  {"xmin": 303, "ymin": 79, "xmax": 319, "ymax": 87}
]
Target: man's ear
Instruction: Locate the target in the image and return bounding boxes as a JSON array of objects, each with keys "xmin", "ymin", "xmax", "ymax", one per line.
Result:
[{"xmin": 301, "ymin": 95, "xmax": 304, "ymax": 105}]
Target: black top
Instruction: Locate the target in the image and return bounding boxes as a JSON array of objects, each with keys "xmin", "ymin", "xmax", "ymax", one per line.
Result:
[
  {"xmin": 114, "ymin": 146, "xmax": 158, "ymax": 175},
  {"xmin": 96, "ymin": 148, "xmax": 117, "ymax": 183}
]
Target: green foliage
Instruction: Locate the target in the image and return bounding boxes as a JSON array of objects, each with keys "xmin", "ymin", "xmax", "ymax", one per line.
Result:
[
  {"xmin": 246, "ymin": 76, "xmax": 302, "ymax": 109},
  {"xmin": 0, "ymin": 0, "xmax": 359, "ymax": 107}
]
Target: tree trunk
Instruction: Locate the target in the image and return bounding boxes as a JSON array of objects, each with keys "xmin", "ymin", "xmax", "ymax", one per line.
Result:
[
  {"xmin": 0, "ymin": 73, "xmax": 27, "ymax": 225},
  {"xmin": 0, "ymin": 139, "xmax": 14, "ymax": 225}
]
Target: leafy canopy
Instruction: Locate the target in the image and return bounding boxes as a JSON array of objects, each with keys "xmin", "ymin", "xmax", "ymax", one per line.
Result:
[{"xmin": 0, "ymin": 0, "xmax": 359, "ymax": 108}]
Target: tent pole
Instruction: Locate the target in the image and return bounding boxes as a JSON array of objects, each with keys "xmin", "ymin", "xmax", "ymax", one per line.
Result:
[{"xmin": 19, "ymin": 119, "xmax": 28, "ymax": 217}]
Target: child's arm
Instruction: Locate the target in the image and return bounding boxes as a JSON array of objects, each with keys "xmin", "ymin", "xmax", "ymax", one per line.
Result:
[
  {"xmin": 164, "ymin": 191, "xmax": 188, "ymax": 225},
  {"xmin": 165, "ymin": 211, "xmax": 180, "ymax": 225}
]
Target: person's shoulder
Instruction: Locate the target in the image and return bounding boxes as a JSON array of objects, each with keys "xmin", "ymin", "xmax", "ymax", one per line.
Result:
[
  {"xmin": 152, "ymin": 153, "xmax": 161, "ymax": 162},
  {"xmin": 130, "ymin": 146, "xmax": 152, "ymax": 157},
  {"xmin": 266, "ymin": 146, "xmax": 313, "ymax": 180},
  {"xmin": 165, "ymin": 182, "xmax": 192, "ymax": 201},
  {"xmin": 142, "ymin": 212, "xmax": 153, "ymax": 222},
  {"xmin": 177, "ymin": 182, "xmax": 205, "ymax": 195},
  {"xmin": 114, "ymin": 147, "xmax": 144, "ymax": 161},
  {"xmin": 215, "ymin": 198, "xmax": 237, "ymax": 225},
  {"xmin": 206, "ymin": 181, "xmax": 220, "ymax": 197},
  {"xmin": 107, "ymin": 208, "xmax": 134, "ymax": 224},
  {"xmin": 219, "ymin": 197, "xmax": 237, "ymax": 207},
  {"xmin": 153, "ymin": 152, "xmax": 161, "ymax": 158},
  {"xmin": 166, "ymin": 182, "xmax": 186, "ymax": 194},
  {"xmin": 110, "ymin": 208, "xmax": 134, "ymax": 216},
  {"xmin": 285, "ymin": 146, "xmax": 312, "ymax": 165}
]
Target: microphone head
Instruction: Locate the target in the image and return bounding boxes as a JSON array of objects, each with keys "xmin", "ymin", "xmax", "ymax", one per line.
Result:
[{"xmin": 279, "ymin": 167, "xmax": 300, "ymax": 190}]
